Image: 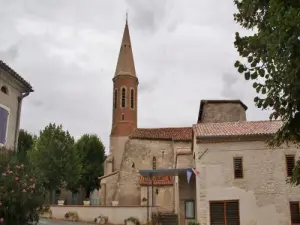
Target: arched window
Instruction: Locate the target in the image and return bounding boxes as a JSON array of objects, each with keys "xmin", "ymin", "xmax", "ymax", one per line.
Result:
[
  {"xmin": 121, "ymin": 87, "xmax": 126, "ymax": 108},
  {"xmin": 1, "ymin": 86, "xmax": 8, "ymax": 95},
  {"xmin": 130, "ymin": 89, "xmax": 134, "ymax": 109},
  {"xmin": 152, "ymin": 156, "xmax": 156, "ymax": 170},
  {"xmin": 113, "ymin": 89, "xmax": 118, "ymax": 109}
]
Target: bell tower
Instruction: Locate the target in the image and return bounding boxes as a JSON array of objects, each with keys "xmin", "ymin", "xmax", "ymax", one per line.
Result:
[
  {"xmin": 111, "ymin": 17, "xmax": 138, "ymax": 137},
  {"xmin": 108, "ymin": 17, "xmax": 138, "ymax": 172}
]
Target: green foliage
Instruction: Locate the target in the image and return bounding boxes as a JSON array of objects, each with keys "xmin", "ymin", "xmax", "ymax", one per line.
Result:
[
  {"xmin": 28, "ymin": 123, "xmax": 81, "ymax": 196},
  {"xmin": 233, "ymin": 0, "xmax": 300, "ymax": 146},
  {"xmin": 0, "ymin": 146, "xmax": 45, "ymax": 225},
  {"xmin": 188, "ymin": 221, "xmax": 200, "ymax": 225},
  {"xmin": 17, "ymin": 129, "xmax": 36, "ymax": 163},
  {"xmin": 76, "ymin": 134, "xmax": 105, "ymax": 197}
]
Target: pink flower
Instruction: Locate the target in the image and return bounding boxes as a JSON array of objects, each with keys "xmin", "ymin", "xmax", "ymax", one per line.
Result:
[
  {"xmin": 15, "ymin": 177, "xmax": 19, "ymax": 181},
  {"xmin": 0, "ymin": 217, "xmax": 4, "ymax": 223}
]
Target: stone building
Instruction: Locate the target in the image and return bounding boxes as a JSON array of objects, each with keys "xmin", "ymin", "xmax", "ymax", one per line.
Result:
[
  {"xmin": 100, "ymin": 20, "xmax": 300, "ymax": 225},
  {"xmin": 0, "ymin": 60, "xmax": 33, "ymax": 150}
]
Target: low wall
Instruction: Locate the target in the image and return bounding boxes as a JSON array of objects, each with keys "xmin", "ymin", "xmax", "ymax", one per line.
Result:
[{"xmin": 50, "ymin": 205, "xmax": 154, "ymax": 224}]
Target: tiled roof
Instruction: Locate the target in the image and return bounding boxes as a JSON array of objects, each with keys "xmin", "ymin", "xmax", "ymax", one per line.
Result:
[
  {"xmin": 193, "ymin": 120, "xmax": 283, "ymax": 138},
  {"xmin": 0, "ymin": 60, "xmax": 33, "ymax": 91},
  {"xmin": 129, "ymin": 127, "xmax": 192, "ymax": 141}
]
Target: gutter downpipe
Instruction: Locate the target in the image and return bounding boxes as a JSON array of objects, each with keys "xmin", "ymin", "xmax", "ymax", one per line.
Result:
[{"xmin": 14, "ymin": 91, "xmax": 31, "ymax": 151}]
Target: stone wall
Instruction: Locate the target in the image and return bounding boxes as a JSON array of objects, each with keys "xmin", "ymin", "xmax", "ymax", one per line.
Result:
[
  {"xmin": 113, "ymin": 139, "xmax": 192, "ymax": 208},
  {"xmin": 100, "ymin": 172, "xmax": 119, "ymax": 206},
  {"xmin": 200, "ymin": 102, "xmax": 246, "ymax": 123},
  {"xmin": 195, "ymin": 141, "xmax": 300, "ymax": 225}
]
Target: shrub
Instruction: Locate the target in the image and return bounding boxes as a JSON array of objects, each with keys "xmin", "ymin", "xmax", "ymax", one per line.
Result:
[
  {"xmin": 188, "ymin": 221, "xmax": 200, "ymax": 225},
  {"xmin": 64, "ymin": 211, "xmax": 79, "ymax": 221},
  {"xmin": 0, "ymin": 147, "xmax": 45, "ymax": 225},
  {"xmin": 124, "ymin": 217, "xmax": 140, "ymax": 225}
]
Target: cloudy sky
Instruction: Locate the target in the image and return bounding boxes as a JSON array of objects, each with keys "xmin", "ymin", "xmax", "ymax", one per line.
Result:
[{"xmin": 0, "ymin": 0, "xmax": 271, "ymax": 151}]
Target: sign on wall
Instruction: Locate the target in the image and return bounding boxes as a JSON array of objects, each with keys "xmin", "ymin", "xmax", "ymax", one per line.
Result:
[{"xmin": 139, "ymin": 175, "xmax": 173, "ymax": 186}]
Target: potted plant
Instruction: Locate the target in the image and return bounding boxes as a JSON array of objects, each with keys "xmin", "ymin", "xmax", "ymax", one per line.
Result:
[
  {"xmin": 141, "ymin": 197, "xmax": 147, "ymax": 206},
  {"xmin": 83, "ymin": 197, "xmax": 90, "ymax": 206},
  {"xmin": 57, "ymin": 194, "xmax": 65, "ymax": 206}
]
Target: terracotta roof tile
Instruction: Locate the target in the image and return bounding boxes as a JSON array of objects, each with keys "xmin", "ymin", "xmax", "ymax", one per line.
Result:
[
  {"xmin": 193, "ymin": 120, "xmax": 283, "ymax": 138},
  {"xmin": 130, "ymin": 127, "xmax": 192, "ymax": 141}
]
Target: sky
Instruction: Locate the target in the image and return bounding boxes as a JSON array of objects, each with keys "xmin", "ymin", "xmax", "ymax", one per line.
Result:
[{"xmin": 0, "ymin": 0, "xmax": 271, "ymax": 152}]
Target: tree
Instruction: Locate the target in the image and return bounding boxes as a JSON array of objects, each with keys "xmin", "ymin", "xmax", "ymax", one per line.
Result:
[
  {"xmin": 76, "ymin": 134, "xmax": 106, "ymax": 198},
  {"xmin": 233, "ymin": 0, "xmax": 300, "ymax": 146},
  {"xmin": 17, "ymin": 129, "xmax": 36, "ymax": 162},
  {"xmin": 0, "ymin": 146, "xmax": 45, "ymax": 225},
  {"xmin": 28, "ymin": 123, "xmax": 81, "ymax": 203}
]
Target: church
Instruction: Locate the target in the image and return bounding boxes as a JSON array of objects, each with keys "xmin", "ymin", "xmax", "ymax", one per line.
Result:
[{"xmin": 99, "ymin": 19, "xmax": 300, "ymax": 225}]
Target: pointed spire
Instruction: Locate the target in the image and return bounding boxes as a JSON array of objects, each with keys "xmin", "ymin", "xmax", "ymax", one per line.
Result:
[{"xmin": 114, "ymin": 15, "xmax": 136, "ymax": 78}]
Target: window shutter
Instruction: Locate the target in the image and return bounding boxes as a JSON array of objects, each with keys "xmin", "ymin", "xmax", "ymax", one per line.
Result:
[
  {"xmin": 286, "ymin": 155, "xmax": 295, "ymax": 177},
  {"xmin": 210, "ymin": 202, "xmax": 225, "ymax": 225},
  {"xmin": 234, "ymin": 157, "xmax": 243, "ymax": 178},
  {"xmin": 290, "ymin": 202, "xmax": 300, "ymax": 223},
  {"xmin": 226, "ymin": 201, "xmax": 240, "ymax": 225},
  {"xmin": 0, "ymin": 107, "xmax": 8, "ymax": 144}
]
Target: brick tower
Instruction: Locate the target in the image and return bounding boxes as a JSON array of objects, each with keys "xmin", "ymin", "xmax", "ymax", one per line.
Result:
[{"xmin": 109, "ymin": 18, "xmax": 138, "ymax": 171}]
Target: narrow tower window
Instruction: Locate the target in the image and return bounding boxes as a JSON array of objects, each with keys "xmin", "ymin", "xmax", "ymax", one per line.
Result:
[
  {"xmin": 130, "ymin": 89, "xmax": 134, "ymax": 109},
  {"xmin": 121, "ymin": 87, "xmax": 126, "ymax": 108},
  {"xmin": 1, "ymin": 86, "xmax": 8, "ymax": 95},
  {"xmin": 152, "ymin": 156, "xmax": 156, "ymax": 170},
  {"xmin": 113, "ymin": 89, "xmax": 118, "ymax": 109}
]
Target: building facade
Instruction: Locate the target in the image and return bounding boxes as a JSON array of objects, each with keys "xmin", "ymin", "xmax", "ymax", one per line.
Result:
[
  {"xmin": 100, "ymin": 20, "xmax": 300, "ymax": 225},
  {"xmin": 0, "ymin": 61, "xmax": 33, "ymax": 150}
]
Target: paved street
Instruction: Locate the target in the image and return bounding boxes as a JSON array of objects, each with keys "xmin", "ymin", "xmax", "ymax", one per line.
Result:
[{"xmin": 38, "ymin": 219, "xmax": 87, "ymax": 225}]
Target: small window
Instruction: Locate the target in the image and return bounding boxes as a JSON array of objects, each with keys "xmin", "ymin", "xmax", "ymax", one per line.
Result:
[
  {"xmin": 210, "ymin": 200, "xmax": 240, "ymax": 225},
  {"xmin": 130, "ymin": 89, "xmax": 134, "ymax": 109},
  {"xmin": 185, "ymin": 200, "xmax": 195, "ymax": 219},
  {"xmin": 152, "ymin": 156, "xmax": 156, "ymax": 170},
  {"xmin": 122, "ymin": 113, "xmax": 125, "ymax": 121},
  {"xmin": 286, "ymin": 155, "xmax": 295, "ymax": 177},
  {"xmin": 290, "ymin": 202, "xmax": 300, "ymax": 224},
  {"xmin": 1, "ymin": 86, "xmax": 8, "ymax": 95},
  {"xmin": 0, "ymin": 107, "xmax": 9, "ymax": 144},
  {"xmin": 121, "ymin": 87, "xmax": 126, "ymax": 108},
  {"xmin": 234, "ymin": 157, "xmax": 243, "ymax": 179},
  {"xmin": 113, "ymin": 89, "xmax": 118, "ymax": 109}
]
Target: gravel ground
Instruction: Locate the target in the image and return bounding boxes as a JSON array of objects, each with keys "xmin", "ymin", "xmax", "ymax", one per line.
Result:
[{"xmin": 38, "ymin": 219, "xmax": 87, "ymax": 225}]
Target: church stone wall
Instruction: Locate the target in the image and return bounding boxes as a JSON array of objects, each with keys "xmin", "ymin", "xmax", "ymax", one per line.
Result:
[
  {"xmin": 195, "ymin": 140, "xmax": 300, "ymax": 225},
  {"xmin": 200, "ymin": 103, "xmax": 246, "ymax": 123},
  {"xmin": 114, "ymin": 139, "xmax": 191, "ymax": 207},
  {"xmin": 109, "ymin": 136, "xmax": 129, "ymax": 171}
]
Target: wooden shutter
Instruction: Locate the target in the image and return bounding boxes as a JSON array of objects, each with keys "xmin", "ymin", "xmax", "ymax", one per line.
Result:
[
  {"xmin": 226, "ymin": 201, "xmax": 240, "ymax": 225},
  {"xmin": 0, "ymin": 107, "xmax": 8, "ymax": 144},
  {"xmin": 234, "ymin": 157, "xmax": 243, "ymax": 178},
  {"xmin": 210, "ymin": 202, "xmax": 225, "ymax": 225},
  {"xmin": 286, "ymin": 155, "xmax": 295, "ymax": 177},
  {"xmin": 290, "ymin": 202, "xmax": 300, "ymax": 224}
]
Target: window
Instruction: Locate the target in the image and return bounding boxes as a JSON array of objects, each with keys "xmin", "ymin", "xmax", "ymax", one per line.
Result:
[
  {"xmin": 1, "ymin": 86, "xmax": 8, "ymax": 95},
  {"xmin": 0, "ymin": 106, "xmax": 9, "ymax": 144},
  {"xmin": 152, "ymin": 156, "xmax": 156, "ymax": 169},
  {"xmin": 290, "ymin": 202, "xmax": 300, "ymax": 224},
  {"xmin": 233, "ymin": 157, "xmax": 243, "ymax": 179},
  {"xmin": 286, "ymin": 155, "xmax": 295, "ymax": 177},
  {"xmin": 121, "ymin": 87, "xmax": 126, "ymax": 108},
  {"xmin": 113, "ymin": 89, "xmax": 118, "ymax": 109},
  {"xmin": 210, "ymin": 201, "xmax": 240, "ymax": 225},
  {"xmin": 185, "ymin": 200, "xmax": 195, "ymax": 219},
  {"xmin": 130, "ymin": 89, "xmax": 134, "ymax": 109},
  {"xmin": 122, "ymin": 113, "xmax": 125, "ymax": 121}
]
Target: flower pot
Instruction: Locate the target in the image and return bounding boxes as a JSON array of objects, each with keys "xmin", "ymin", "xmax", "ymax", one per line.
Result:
[
  {"xmin": 111, "ymin": 201, "xmax": 119, "ymax": 206},
  {"xmin": 58, "ymin": 200, "xmax": 65, "ymax": 206},
  {"xmin": 83, "ymin": 200, "xmax": 90, "ymax": 206}
]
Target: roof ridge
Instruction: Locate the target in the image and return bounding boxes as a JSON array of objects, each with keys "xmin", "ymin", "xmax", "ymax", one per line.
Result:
[{"xmin": 194, "ymin": 120, "xmax": 282, "ymax": 126}]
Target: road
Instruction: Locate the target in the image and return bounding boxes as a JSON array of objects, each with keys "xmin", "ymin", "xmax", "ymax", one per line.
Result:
[{"xmin": 38, "ymin": 219, "xmax": 87, "ymax": 225}]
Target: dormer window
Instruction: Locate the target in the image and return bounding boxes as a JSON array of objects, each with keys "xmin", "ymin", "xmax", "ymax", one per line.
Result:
[{"xmin": 1, "ymin": 86, "xmax": 8, "ymax": 95}]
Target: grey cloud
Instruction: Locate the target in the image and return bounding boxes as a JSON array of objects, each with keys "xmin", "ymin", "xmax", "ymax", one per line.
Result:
[{"xmin": 0, "ymin": 0, "xmax": 271, "ymax": 150}]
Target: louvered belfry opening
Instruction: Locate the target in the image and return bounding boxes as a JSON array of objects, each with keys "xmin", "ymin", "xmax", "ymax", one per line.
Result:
[
  {"xmin": 210, "ymin": 200, "xmax": 240, "ymax": 225},
  {"xmin": 286, "ymin": 155, "xmax": 295, "ymax": 177},
  {"xmin": 233, "ymin": 157, "xmax": 243, "ymax": 179}
]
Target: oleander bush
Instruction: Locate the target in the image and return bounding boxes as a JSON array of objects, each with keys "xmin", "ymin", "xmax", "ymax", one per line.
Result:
[{"xmin": 0, "ymin": 147, "xmax": 45, "ymax": 225}]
